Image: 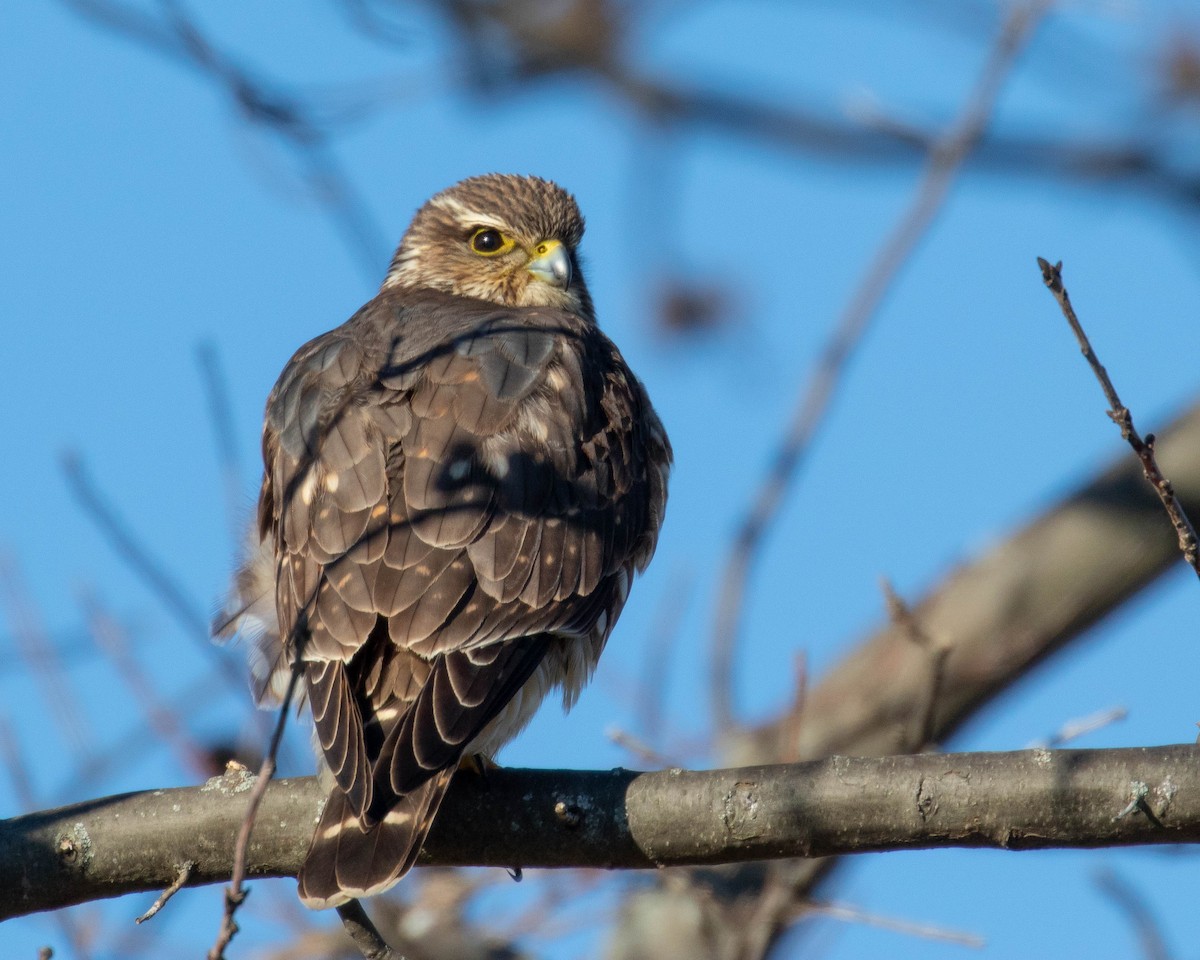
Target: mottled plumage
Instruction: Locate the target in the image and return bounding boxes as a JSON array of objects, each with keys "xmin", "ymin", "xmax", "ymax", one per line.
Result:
[{"xmin": 219, "ymin": 174, "xmax": 670, "ymax": 909}]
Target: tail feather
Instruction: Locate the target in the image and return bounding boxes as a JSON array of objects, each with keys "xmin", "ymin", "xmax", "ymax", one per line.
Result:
[{"xmin": 297, "ymin": 768, "xmax": 455, "ymax": 909}]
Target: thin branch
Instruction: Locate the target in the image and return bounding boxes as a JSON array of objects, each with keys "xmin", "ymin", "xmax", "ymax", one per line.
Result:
[
  {"xmin": 0, "ymin": 715, "xmax": 38, "ymax": 812},
  {"xmin": 775, "ymin": 652, "xmax": 809, "ymax": 765},
  {"xmin": 336, "ymin": 900, "xmax": 400, "ymax": 960},
  {"xmin": 207, "ymin": 664, "xmax": 302, "ymax": 960},
  {"xmin": 0, "ymin": 556, "xmax": 91, "ymax": 759},
  {"xmin": 65, "ymin": 671, "xmax": 241, "ymax": 793},
  {"xmin": 1094, "ymin": 867, "xmax": 1173, "ymax": 960},
  {"xmin": 1037, "ymin": 706, "xmax": 1129, "ymax": 749},
  {"xmin": 636, "ymin": 567, "xmax": 692, "ymax": 745},
  {"xmin": 57, "ymin": 0, "xmax": 389, "ymax": 280},
  {"xmin": 195, "ymin": 341, "xmax": 245, "ymax": 548},
  {"xmin": 754, "ymin": 396, "xmax": 1200, "ymax": 764},
  {"xmin": 6, "ymin": 745, "xmax": 1200, "ymax": 920},
  {"xmin": 803, "ymin": 898, "xmax": 985, "ymax": 949},
  {"xmin": 881, "ymin": 578, "xmax": 949, "ymax": 751},
  {"xmin": 61, "ymin": 454, "xmax": 214, "ymax": 640},
  {"xmin": 60, "ymin": 455, "xmax": 265, "ymax": 744},
  {"xmin": 80, "ymin": 592, "xmax": 214, "ymax": 778},
  {"xmin": 135, "ymin": 860, "xmax": 194, "ymax": 924},
  {"xmin": 606, "ymin": 726, "xmax": 679, "ymax": 768},
  {"xmin": 709, "ymin": 2, "xmax": 1049, "ymax": 728},
  {"xmin": 1037, "ymin": 257, "xmax": 1200, "ymax": 578}
]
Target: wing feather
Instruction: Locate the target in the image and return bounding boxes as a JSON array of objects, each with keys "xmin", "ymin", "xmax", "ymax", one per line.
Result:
[{"xmin": 255, "ymin": 287, "xmax": 670, "ymax": 904}]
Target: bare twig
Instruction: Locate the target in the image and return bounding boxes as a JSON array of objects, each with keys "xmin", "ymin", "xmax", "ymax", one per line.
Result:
[
  {"xmin": 882, "ymin": 578, "xmax": 949, "ymax": 751},
  {"xmin": 0, "ymin": 555, "xmax": 91, "ymax": 758},
  {"xmin": 61, "ymin": 455, "xmax": 218, "ymax": 641},
  {"xmin": 81, "ymin": 592, "xmax": 215, "ymax": 777},
  {"xmin": 135, "ymin": 859, "xmax": 194, "ymax": 923},
  {"xmin": 751, "ymin": 399, "xmax": 1200, "ymax": 765},
  {"xmin": 1094, "ymin": 867, "xmax": 1173, "ymax": 960},
  {"xmin": 57, "ymin": 0, "xmax": 389, "ymax": 280},
  {"xmin": 336, "ymin": 900, "xmax": 400, "ymax": 960},
  {"xmin": 804, "ymin": 898, "xmax": 985, "ymax": 948},
  {"xmin": 776, "ymin": 652, "xmax": 809, "ymax": 765},
  {"xmin": 605, "ymin": 726, "xmax": 679, "ymax": 768},
  {"xmin": 207, "ymin": 664, "xmax": 302, "ymax": 960},
  {"xmin": 0, "ymin": 715, "xmax": 38, "ymax": 812},
  {"xmin": 1037, "ymin": 706, "xmax": 1129, "ymax": 749},
  {"xmin": 709, "ymin": 2, "xmax": 1049, "ymax": 729},
  {"xmin": 637, "ymin": 567, "xmax": 692, "ymax": 745},
  {"xmin": 196, "ymin": 341, "xmax": 245, "ymax": 547},
  {"xmin": 66, "ymin": 672, "xmax": 240, "ymax": 792},
  {"xmin": 60, "ymin": 454, "xmax": 264, "ymax": 743},
  {"xmin": 1037, "ymin": 257, "xmax": 1200, "ymax": 579},
  {"xmin": 741, "ymin": 864, "xmax": 808, "ymax": 960}
]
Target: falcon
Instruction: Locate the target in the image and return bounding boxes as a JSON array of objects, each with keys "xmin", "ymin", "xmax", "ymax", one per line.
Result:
[{"xmin": 220, "ymin": 174, "xmax": 671, "ymax": 909}]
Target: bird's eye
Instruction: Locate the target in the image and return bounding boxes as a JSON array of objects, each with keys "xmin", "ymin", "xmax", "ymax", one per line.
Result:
[{"xmin": 470, "ymin": 228, "xmax": 513, "ymax": 256}]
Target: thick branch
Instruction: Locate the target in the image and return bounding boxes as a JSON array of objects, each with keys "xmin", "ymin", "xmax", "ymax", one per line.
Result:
[{"xmin": 5, "ymin": 745, "xmax": 1200, "ymax": 920}]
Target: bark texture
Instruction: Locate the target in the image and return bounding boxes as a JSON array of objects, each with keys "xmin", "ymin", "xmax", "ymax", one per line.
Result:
[{"xmin": 4, "ymin": 745, "xmax": 1198, "ymax": 920}]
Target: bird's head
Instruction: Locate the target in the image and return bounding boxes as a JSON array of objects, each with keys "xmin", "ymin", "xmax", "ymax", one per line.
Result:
[{"xmin": 383, "ymin": 174, "xmax": 590, "ymax": 313}]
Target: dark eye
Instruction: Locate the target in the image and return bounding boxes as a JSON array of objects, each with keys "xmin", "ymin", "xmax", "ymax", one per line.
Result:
[{"xmin": 470, "ymin": 228, "xmax": 508, "ymax": 254}]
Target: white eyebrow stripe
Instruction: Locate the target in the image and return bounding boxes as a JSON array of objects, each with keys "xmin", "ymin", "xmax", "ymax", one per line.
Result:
[{"xmin": 430, "ymin": 195, "xmax": 506, "ymax": 228}]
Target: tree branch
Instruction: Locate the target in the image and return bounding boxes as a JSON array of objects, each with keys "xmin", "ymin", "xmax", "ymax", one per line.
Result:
[
  {"xmin": 1038, "ymin": 257, "xmax": 1200, "ymax": 578},
  {"xmin": 708, "ymin": 0, "xmax": 1046, "ymax": 729},
  {"xmin": 746, "ymin": 399, "xmax": 1200, "ymax": 766},
  {"xmin": 5, "ymin": 745, "xmax": 1200, "ymax": 921}
]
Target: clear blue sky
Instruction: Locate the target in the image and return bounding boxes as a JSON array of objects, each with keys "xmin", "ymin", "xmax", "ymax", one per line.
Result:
[{"xmin": 4, "ymin": 2, "xmax": 1200, "ymax": 957}]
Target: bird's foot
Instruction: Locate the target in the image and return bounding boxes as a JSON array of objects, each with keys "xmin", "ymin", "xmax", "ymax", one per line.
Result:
[{"xmin": 458, "ymin": 753, "xmax": 501, "ymax": 782}]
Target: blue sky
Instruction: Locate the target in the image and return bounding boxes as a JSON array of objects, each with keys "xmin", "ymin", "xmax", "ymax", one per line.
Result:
[{"xmin": 4, "ymin": 1, "xmax": 1200, "ymax": 957}]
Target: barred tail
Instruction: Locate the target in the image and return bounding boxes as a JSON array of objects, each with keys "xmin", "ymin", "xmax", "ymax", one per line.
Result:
[{"xmin": 297, "ymin": 768, "xmax": 455, "ymax": 909}]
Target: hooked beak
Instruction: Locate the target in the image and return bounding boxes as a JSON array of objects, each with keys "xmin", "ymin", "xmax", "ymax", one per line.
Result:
[{"xmin": 526, "ymin": 239, "xmax": 572, "ymax": 290}]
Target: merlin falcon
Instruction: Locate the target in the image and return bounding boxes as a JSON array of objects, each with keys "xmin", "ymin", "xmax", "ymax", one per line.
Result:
[{"xmin": 220, "ymin": 174, "xmax": 671, "ymax": 908}]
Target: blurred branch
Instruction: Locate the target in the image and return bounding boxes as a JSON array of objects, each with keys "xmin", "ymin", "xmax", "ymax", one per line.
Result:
[
  {"xmin": 1094, "ymin": 867, "xmax": 1173, "ymax": 960},
  {"xmin": 335, "ymin": 900, "xmax": 400, "ymax": 960},
  {"xmin": 1035, "ymin": 706, "xmax": 1128, "ymax": 750},
  {"xmin": 62, "ymin": 453, "xmax": 212, "ymax": 639},
  {"xmin": 672, "ymin": 395, "xmax": 1200, "ymax": 960},
  {"xmin": 0, "ymin": 555, "xmax": 92, "ymax": 759},
  {"xmin": 57, "ymin": 0, "xmax": 389, "ymax": 280},
  {"xmin": 636, "ymin": 566, "xmax": 691, "ymax": 744},
  {"xmin": 0, "ymin": 715, "xmax": 97, "ymax": 959},
  {"xmin": 709, "ymin": 1, "xmax": 1047, "ymax": 729},
  {"xmin": 196, "ymin": 341, "xmax": 245, "ymax": 547},
  {"xmin": 881, "ymin": 578, "xmax": 948, "ymax": 752},
  {"xmin": 1038, "ymin": 257, "xmax": 1200, "ymax": 578},
  {"xmin": 81, "ymin": 592, "xmax": 215, "ymax": 778},
  {"xmin": 755, "ymin": 397, "xmax": 1200, "ymax": 763},
  {"xmin": 802, "ymin": 898, "xmax": 984, "ymax": 949},
  {"xmin": 208, "ymin": 665, "xmax": 302, "ymax": 960},
  {"xmin": 606, "ymin": 66, "xmax": 1200, "ymax": 206},
  {"xmin": 61, "ymin": 0, "xmax": 1200, "ymax": 301},
  {"xmin": 6, "ymin": 746, "xmax": 1200, "ymax": 920},
  {"xmin": 61, "ymin": 453, "xmax": 256, "ymax": 700},
  {"xmin": 382, "ymin": 0, "xmax": 1200, "ymax": 211}
]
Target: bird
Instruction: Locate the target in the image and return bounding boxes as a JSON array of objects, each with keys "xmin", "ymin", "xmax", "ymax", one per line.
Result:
[{"xmin": 219, "ymin": 173, "xmax": 671, "ymax": 909}]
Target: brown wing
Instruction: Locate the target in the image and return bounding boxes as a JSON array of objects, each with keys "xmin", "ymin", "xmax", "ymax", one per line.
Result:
[{"xmin": 262, "ymin": 290, "xmax": 667, "ymax": 837}]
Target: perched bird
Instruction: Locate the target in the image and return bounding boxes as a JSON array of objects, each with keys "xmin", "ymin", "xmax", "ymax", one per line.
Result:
[{"xmin": 220, "ymin": 174, "xmax": 671, "ymax": 909}]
